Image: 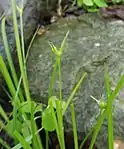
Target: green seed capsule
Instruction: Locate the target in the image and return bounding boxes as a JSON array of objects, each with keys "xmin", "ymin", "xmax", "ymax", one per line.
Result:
[{"xmin": 99, "ymin": 100, "xmax": 107, "ymax": 109}]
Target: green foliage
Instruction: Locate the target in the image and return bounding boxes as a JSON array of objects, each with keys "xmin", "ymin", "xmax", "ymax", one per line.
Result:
[
  {"xmin": 42, "ymin": 106, "xmax": 56, "ymax": 131},
  {"xmin": 0, "ymin": 0, "xmax": 43, "ymax": 148},
  {"xmin": 76, "ymin": 0, "xmax": 124, "ymax": 12},
  {"xmin": 76, "ymin": 0, "xmax": 108, "ymax": 12},
  {"xmin": 0, "ymin": 0, "xmax": 124, "ymax": 149},
  {"xmin": 70, "ymin": 104, "xmax": 78, "ymax": 149},
  {"xmin": 0, "ymin": 6, "xmax": 86, "ymax": 148}
]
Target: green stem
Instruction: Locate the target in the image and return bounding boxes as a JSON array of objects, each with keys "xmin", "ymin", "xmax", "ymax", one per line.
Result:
[
  {"xmin": 1, "ymin": 17, "xmax": 24, "ymax": 101},
  {"xmin": 48, "ymin": 59, "xmax": 58, "ymax": 98},
  {"xmin": 70, "ymin": 104, "xmax": 78, "ymax": 149},
  {"xmin": 58, "ymin": 57, "xmax": 62, "ymax": 100},
  {"xmin": 63, "ymin": 72, "xmax": 87, "ymax": 114},
  {"xmin": 45, "ymin": 130, "xmax": 49, "ymax": 149},
  {"xmin": 10, "ymin": 0, "xmax": 31, "ymax": 104}
]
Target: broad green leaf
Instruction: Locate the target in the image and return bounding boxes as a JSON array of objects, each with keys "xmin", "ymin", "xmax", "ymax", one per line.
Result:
[
  {"xmin": 42, "ymin": 107, "xmax": 55, "ymax": 131},
  {"xmin": 93, "ymin": 0, "xmax": 108, "ymax": 7},
  {"xmin": 83, "ymin": 0, "xmax": 94, "ymax": 6}
]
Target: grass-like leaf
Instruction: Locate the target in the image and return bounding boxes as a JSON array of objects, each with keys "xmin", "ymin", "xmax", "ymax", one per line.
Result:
[
  {"xmin": 30, "ymin": 102, "xmax": 43, "ymax": 149},
  {"xmin": 14, "ymin": 131, "xmax": 32, "ymax": 149},
  {"xmin": 56, "ymin": 100, "xmax": 65, "ymax": 149},
  {"xmin": 89, "ymin": 74, "xmax": 124, "ymax": 149},
  {"xmin": 1, "ymin": 17, "xmax": 24, "ymax": 102},
  {"xmin": 0, "ymin": 138, "xmax": 11, "ymax": 149},
  {"xmin": 70, "ymin": 104, "xmax": 78, "ymax": 149},
  {"xmin": 49, "ymin": 100, "xmax": 62, "ymax": 148},
  {"xmin": 0, "ymin": 56, "xmax": 19, "ymax": 102},
  {"xmin": 0, "ymin": 105, "xmax": 9, "ymax": 122},
  {"xmin": 63, "ymin": 72, "xmax": 87, "ymax": 114},
  {"xmin": 10, "ymin": 0, "xmax": 31, "ymax": 104},
  {"xmin": 105, "ymin": 70, "xmax": 114, "ymax": 149}
]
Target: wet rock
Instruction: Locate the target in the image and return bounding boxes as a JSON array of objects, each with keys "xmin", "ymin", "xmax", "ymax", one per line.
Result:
[{"xmin": 27, "ymin": 13, "xmax": 124, "ymax": 149}]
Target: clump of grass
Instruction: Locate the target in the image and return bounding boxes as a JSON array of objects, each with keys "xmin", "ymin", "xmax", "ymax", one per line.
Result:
[
  {"xmin": 0, "ymin": 0, "xmax": 124, "ymax": 149},
  {"xmin": 0, "ymin": 0, "xmax": 43, "ymax": 148},
  {"xmin": 0, "ymin": 1, "xmax": 87, "ymax": 148}
]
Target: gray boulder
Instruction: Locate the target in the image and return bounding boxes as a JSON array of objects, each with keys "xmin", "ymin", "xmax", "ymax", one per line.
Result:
[
  {"xmin": 0, "ymin": 0, "xmax": 28, "ymax": 17},
  {"xmin": 27, "ymin": 13, "xmax": 124, "ymax": 148}
]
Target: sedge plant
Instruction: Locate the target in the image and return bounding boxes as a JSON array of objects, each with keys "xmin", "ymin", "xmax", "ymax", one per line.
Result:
[
  {"xmin": 0, "ymin": 0, "xmax": 124, "ymax": 149},
  {"xmin": 79, "ymin": 68, "xmax": 124, "ymax": 149},
  {"xmin": 0, "ymin": 0, "xmax": 87, "ymax": 148},
  {"xmin": 0, "ymin": 0, "xmax": 43, "ymax": 148}
]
